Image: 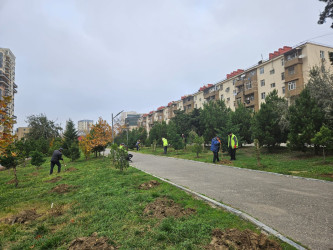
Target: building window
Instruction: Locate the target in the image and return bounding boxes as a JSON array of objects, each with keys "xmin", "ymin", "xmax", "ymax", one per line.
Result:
[
  {"xmin": 246, "ymin": 81, "xmax": 252, "ymax": 89},
  {"xmin": 281, "ymin": 72, "xmax": 285, "ymax": 80},
  {"xmin": 194, "ymin": 96, "xmax": 197, "ymax": 100},
  {"xmin": 261, "ymin": 92, "xmax": 266, "ymax": 99},
  {"xmin": 195, "ymin": 104, "xmax": 197, "ymax": 108},
  {"xmin": 270, "ymin": 69, "xmax": 275, "ymax": 75},
  {"xmin": 260, "ymin": 80, "xmax": 265, "ymax": 86},
  {"xmin": 227, "ymin": 97, "xmax": 230, "ymax": 102},
  {"xmin": 233, "ymin": 79, "xmax": 236, "ymax": 85},
  {"xmin": 250, "ymin": 70, "xmax": 255, "ymax": 76},
  {"xmin": 271, "ymin": 83, "xmax": 276, "ymax": 88},
  {"xmin": 282, "ymin": 86, "xmax": 285, "ymax": 94},
  {"xmin": 221, "ymin": 94, "xmax": 224, "ymax": 100},
  {"xmin": 260, "ymin": 67, "xmax": 264, "ymax": 74},
  {"xmin": 287, "ymin": 53, "xmax": 297, "ymax": 61},
  {"xmin": 281, "ymin": 58, "xmax": 284, "ymax": 66},
  {"xmin": 288, "ymin": 66, "xmax": 295, "ymax": 75},
  {"xmin": 225, "ymin": 87, "xmax": 230, "ymax": 92},
  {"xmin": 288, "ymin": 81, "xmax": 296, "ymax": 90},
  {"xmin": 320, "ymin": 50, "xmax": 325, "ymax": 59},
  {"xmin": 233, "ymin": 89, "xmax": 237, "ymax": 95}
]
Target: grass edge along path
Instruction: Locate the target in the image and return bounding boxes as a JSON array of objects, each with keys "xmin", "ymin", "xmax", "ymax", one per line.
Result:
[
  {"xmin": 137, "ymin": 146, "xmax": 333, "ymax": 182},
  {"xmin": 0, "ymin": 156, "xmax": 296, "ymax": 249}
]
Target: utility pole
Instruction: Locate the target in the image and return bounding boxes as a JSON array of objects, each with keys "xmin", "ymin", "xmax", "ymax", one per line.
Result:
[{"xmin": 111, "ymin": 110, "xmax": 124, "ymax": 144}]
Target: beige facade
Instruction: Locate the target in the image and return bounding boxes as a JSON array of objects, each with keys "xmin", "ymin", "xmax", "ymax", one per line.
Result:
[
  {"xmin": 138, "ymin": 42, "xmax": 333, "ymax": 133},
  {"xmin": 0, "ymin": 48, "xmax": 17, "ymax": 119},
  {"xmin": 78, "ymin": 120, "xmax": 93, "ymax": 135},
  {"xmin": 16, "ymin": 127, "xmax": 30, "ymax": 140}
]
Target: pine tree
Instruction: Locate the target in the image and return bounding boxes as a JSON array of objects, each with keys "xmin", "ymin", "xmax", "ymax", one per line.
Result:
[{"xmin": 62, "ymin": 119, "xmax": 80, "ymax": 161}]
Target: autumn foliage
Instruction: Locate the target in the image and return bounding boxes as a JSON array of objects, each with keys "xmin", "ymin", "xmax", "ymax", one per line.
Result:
[
  {"xmin": 79, "ymin": 117, "xmax": 113, "ymax": 158},
  {"xmin": 0, "ymin": 96, "xmax": 16, "ymax": 156}
]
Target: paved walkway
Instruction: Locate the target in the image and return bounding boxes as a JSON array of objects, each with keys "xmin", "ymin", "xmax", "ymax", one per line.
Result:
[{"xmin": 129, "ymin": 152, "xmax": 333, "ymax": 250}]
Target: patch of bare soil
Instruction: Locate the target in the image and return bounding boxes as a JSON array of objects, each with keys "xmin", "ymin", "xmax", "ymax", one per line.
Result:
[
  {"xmin": 319, "ymin": 173, "xmax": 333, "ymax": 179},
  {"xmin": 6, "ymin": 179, "xmax": 16, "ymax": 184},
  {"xmin": 44, "ymin": 176, "xmax": 62, "ymax": 183},
  {"xmin": 218, "ymin": 159, "xmax": 232, "ymax": 165},
  {"xmin": 68, "ymin": 232, "xmax": 117, "ymax": 250},
  {"xmin": 138, "ymin": 180, "xmax": 160, "ymax": 190},
  {"xmin": 65, "ymin": 167, "xmax": 78, "ymax": 172},
  {"xmin": 207, "ymin": 228, "xmax": 282, "ymax": 250},
  {"xmin": 1, "ymin": 209, "xmax": 40, "ymax": 225},
  {"xmin": 143, "ymin": 197, "xmax": 196, "ymax": 219},
  {"xmin": 30, "ymin": 172, "xmax": 39, "ymax": 176},
  {"xmin": 50, "ymin": 184, "xmax": 74, "ymax": 194}
]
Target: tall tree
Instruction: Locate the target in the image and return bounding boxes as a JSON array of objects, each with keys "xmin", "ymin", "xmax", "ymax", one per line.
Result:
[
  {"xmin": 167, "ymin": 121, "xmax": 184, "ymax": 152},
  {"xmin": 0, "ymin": 96, "xmax": 19, "ymax": 187},
  {"xmin": 148, "ymin": 121, "xmax": 167, "ymax": 145},
  {"xmin": 306, "ymin": 65, "xmax": 333, "ymax": 129},
  {"xmin": 89, "ymin": 118, "xmax": 112, "ymax": 157},
  {"xmin": 26, "ymin": 114, "xmax": 62, "ymax": 141},
  {"xmin": 199, "ymin": 100, "xmax": 230, "ymax": 143},
  {"xmin": 231, "ymin": 103, "xmax": 253, "ymax": 144},
  {"xmin": 288, "ymin": 88, "xmax": 324, "ymax": 153},
  {"xmin": 62, "ymin": 119, "xmax": 80, "ymax": 161},
  {"xmin": 318, "ymin": 0, "xmax": 333, "ymax": 28},
  {"xmin": 251, "ymin": 90, "xmax": 289, "ymax": 148}
]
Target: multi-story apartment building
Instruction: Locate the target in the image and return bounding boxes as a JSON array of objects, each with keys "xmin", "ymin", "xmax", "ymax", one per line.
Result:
[
  {"xmin": 138, "ymin": 42, "xmax": 333, "ymax": 133},
  {"xmin": 78, "ymin": 120, "xmax": 93, "ymax": 135},
  {"xmin": 0, "ymin": 48, "xmax": 17, "ymax": 119},
  {"xmin": 16, "ymin": 127, "xmax": 30, "ymax": 140}
]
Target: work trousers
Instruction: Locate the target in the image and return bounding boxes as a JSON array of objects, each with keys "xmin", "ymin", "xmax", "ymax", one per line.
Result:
[
  {"xmin": 164, "ymin": 146, "xmax": 167, "ymax": 154},
  {"xmin": 50, "ymin": 161, "xmax": 61, "ymax": 174},
  {"xmin": 213, "ymin": 151, "xmax": 219, "ymax": 163},
  {"xmin": 230, "ymin": 148, "xmax": 236, "ymax": 160}
]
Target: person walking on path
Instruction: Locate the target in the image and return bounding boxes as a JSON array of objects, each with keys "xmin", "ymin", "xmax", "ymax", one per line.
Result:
[
  {"xmin": 162, "ymin": 137, "xmax": 168, "ymax": 154},
  {"xmin": 50, "ymin": 148, "xmax": 65, "ymax": 174},
  {"xmin": 135, "ymin": 140, "xmax": 141, "ymax": 151},
  {"xmin": 228, "ymin": 132, "xmax": 238, "ymax": 160},
  {"xmin": 210, "ymin": 136, "xmax": 221, "ymax": 163}
]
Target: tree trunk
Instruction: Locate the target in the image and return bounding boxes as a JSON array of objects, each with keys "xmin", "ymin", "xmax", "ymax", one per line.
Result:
[
  {"xmin": 13, "ymin": 167, "xmax": 18, "ymax": 188},
  {"xmin": 323, "ymin": 148, "xmax": 326, "ymax": 162}
]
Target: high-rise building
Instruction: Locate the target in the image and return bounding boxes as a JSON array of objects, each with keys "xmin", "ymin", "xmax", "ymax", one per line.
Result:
[
  {"xmin": 78, "ymin": 120, "xmax": 94, "ymax": 135},
  {"xmin": 0, "ymin": 48, "xmax": 17, "ymax": 118}
]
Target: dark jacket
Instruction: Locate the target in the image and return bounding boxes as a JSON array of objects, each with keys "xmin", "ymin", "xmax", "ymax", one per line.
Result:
[
  {"xmin": 210, "ymin": 137, "xmax": 220, "ymax": 152},
  {"xmin": 51, "ymin": 150, "xmax": 63, "ymax": 162}
]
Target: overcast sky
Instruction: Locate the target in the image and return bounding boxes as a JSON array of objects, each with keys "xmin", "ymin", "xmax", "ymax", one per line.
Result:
[{"xmin": 0, "ymin": 0, "xmax": 332, "ymax": 129}]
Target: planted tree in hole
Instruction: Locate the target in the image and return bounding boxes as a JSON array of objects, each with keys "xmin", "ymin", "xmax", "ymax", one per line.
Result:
[
  {"xmin": 191, "ymin": 134, "xmax": 204, "ymax": 158},
  {"xmin": 30, "ymin": 151, "xmax": 46, "ymax": 169},
  {"xmin": 311, "ymin": 125, "xmax": 333, "ymax": 162},
  {"xmin": 0, "ymin": 96, "xmax": 19, "ymax": 187},
  {"xmin": 115, "ymin": 147, "xmax": 129, "ymax": 171}
]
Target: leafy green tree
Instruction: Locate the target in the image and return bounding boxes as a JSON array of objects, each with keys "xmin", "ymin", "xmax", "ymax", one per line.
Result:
[
  {"xmin": 311, "ymin": 125, "xmax": 333, "ymax": 161},
  {"xmin": 26, "ymin": 114, "xmax": 62, "ymax": 141},
  {"xmin": 288, "ymin": 88, "xmax": 324, "ymax": 152},
  {"xmin": 167, "ymin": 121, "xmax": 184, "ymax": 152},
  {"xmin": 67, "ymin": 142, "xmax": 81, "ymax": 162},
  {"xmin": 318, "ymin": 0, "xmax": 333, "ymax": 28},
  {"xmin": 251, "ymin": 90, "xmax": 289, "ymax": 148},
  {"xmin": 231, "ymin": 103, "xmax": 253, "ymax": 144},
  {"xmin": 148, "ymin": 121, "xmax": 167, "ymax": 145},
  {"xmin": 191, "ymin": 134, "xmax": 204, "ymax": 157},
  {"xmin": 30, "ymin": 151, "xmax": 46, "ymax": 169},
  {"xmin": 306, "ymin": 65, "xmax": 333, "ymax": 129},
  {"xmin": 199, "ymin": 100, "xmax": 230, "ymax": 143},
  {"xmin": 217, "ymin": 114, "xmax": 240, "ymax": 152}
]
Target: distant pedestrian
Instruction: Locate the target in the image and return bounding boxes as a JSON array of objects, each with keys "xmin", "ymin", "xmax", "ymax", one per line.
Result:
[
  {"xmin": 228, "ymin": 132, "xmax": 238, "ymax": 160},
  {"xmin": 50, "ymin": 148, "xmax": 65, "ymax": 174},
  {"xmin": 210, "ymin": 136, "xmax": 221, "ymax": 163},
  {"xmin": 162, "ymin": 137, "xmax": 168, "ymax": 154},
  {"xmin": 135, "ymin": 140, "xmax": 141, "ymax": 151}
]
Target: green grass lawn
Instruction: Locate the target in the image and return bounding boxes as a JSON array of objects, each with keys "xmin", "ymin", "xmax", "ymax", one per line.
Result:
[
  {"xmin": 0, "ymin": 156, "xmax": 295, "ymax": 249},
  {"xmin": 137, "ymin": 146, "xmax": 333, "ymax": 182}
]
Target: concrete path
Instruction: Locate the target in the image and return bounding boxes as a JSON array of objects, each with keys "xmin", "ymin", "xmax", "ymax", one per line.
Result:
[{"xmin": 129, "ymin": 152, "xmax": 333, "ymax": 250}]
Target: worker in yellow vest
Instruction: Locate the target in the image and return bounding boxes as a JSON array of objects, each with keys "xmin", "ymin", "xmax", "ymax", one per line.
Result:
[
  {"xmin": 228, "ymin": 132, "xmax": 238, "ymax": 160},
  {"xmin": 162, "ymin": 137, "xmax": 168, "ymax": 154}
]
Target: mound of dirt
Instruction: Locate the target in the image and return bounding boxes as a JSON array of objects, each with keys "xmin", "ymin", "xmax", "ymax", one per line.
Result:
[
  {"xmin": 138, "ymin": 180, "xmax": 160, "ymax": 190},
  {"xmin": 68, "ymin": 232, "xmax": 116, "ymax": 250},
  {"xmin": 29, "ymin": 172, "xmax": 39, "ymax": 176},
  {"xmin": 50, "ymin": 184, "xmax": 73, "ymax": 194},
  {"xmin": 6, "ymin": 179, "xmax": 16, "ymax": 184},
  {"xmin": 2, "ymin": 209, "xmax": 40, "ymax": 225},
  {"xmin": 143, "ymin": 197, "xmax": 196, "ymax": 219},
  {"xmin": 218, "ymin": 159, "xmax": 232, "ymax": 165},
  {"xmin": 65, "ymin": 167, "xmax": 78, "ymax": 172},
  {"xmin": 45, "ymin": 176, "xmax": 62, "ymax": 183},
  {"xmin": 207, "ymin": 228, "xmax": 282, "ymax": 250}
]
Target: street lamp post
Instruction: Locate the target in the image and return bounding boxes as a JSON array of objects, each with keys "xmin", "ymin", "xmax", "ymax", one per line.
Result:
[{"xmin": 112, "ymin": 110, "xmax": 124, "ymax": 144}]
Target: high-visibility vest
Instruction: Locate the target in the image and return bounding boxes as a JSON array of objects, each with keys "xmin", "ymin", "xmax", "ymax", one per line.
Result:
[
  {"xmin": 228, "ymin": 134, "xmax": 238, "ymax": 148},
  {"xmin": 162, "ymin": 138, "xmax": 168, "ymax": 146}
]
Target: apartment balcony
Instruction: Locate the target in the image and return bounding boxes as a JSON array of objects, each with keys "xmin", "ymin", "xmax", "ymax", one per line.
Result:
[
  {"xmin": 13, "ymin": 82, "xmax": 17, "ymax": 88},
  {"xmin": 0, "ymin": 80, "xmax": 9, "ymax": 88},
  {"xmin": 235, "ymin": 80, "xmax": 244, "ymax": 87},
  {"xmin": 284, "ymin": 57, "xmax": 303, "ymax": 68},
  {"xmin": 13, "ymin": 89, "xmax": 17, "ymax": 94}
]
